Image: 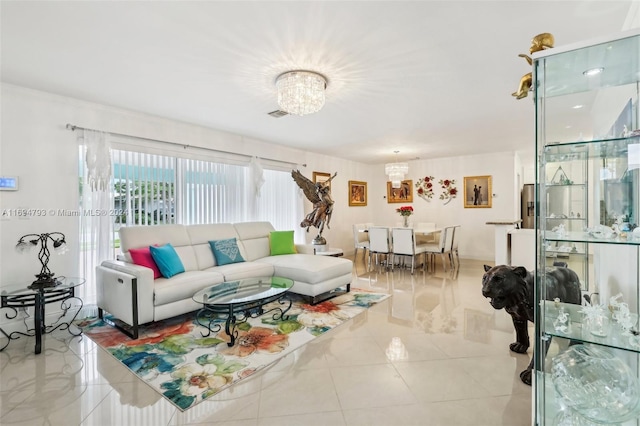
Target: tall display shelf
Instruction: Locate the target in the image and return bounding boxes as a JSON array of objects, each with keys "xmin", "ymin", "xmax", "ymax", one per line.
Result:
[{"xmin": 533, "ymin": 30, "xmax": 640, "ymax": 425}]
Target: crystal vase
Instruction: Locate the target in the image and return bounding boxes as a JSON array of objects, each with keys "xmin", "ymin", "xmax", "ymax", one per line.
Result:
[
  {"xmin": 551, "ymin": 344, "xmax": 640, "ymax": 424},
  {"xmin": 403, "ymin": 216, "xmax": 409, "ymax": 227}
]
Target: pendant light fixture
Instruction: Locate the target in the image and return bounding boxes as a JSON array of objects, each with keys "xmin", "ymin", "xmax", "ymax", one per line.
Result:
[
  {"xmin": 385, "ymin": 151, "xmax": 409, "ymax": 188},
  {"xmin": 276, "ymin": 70, "xmax": 327, "ymax": 116}
]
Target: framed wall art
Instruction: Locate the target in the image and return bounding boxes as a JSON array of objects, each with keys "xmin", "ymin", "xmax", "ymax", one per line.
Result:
[
  {"xmin": 463, "ymin": 175, "xmax": 492, "ymax": 208},
  {"xmin": 312, "ymin": 171, "xmax": 332, "ymax": 190},
  {"xmin": 348, "ymin": 180, "xmax": 367, "ymax": 206},
  {"xmin": 386, "ymin": 180, "xmax": 413, "ymax": 203}
]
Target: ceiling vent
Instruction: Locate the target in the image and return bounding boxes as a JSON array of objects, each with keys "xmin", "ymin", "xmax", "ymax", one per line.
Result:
[{"xmin": 268, "ymin": 110, "xmax": 289, "ymax": 118}]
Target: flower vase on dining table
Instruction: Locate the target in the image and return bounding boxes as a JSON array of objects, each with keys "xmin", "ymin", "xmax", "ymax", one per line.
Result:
[{"xmin": 396, "ymin": 205, "xmax": 413, "ymax": 228}]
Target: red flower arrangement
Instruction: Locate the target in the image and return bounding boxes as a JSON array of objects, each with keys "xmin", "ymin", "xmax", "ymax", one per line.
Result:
[
  {"xmin": 415, "ymin": 176, "xmax": 435, "ymax": 200},
  {"xmin": 439, "ymin": 179, "xmax": 457, "ymax": 205},
  {"xmin": 396, "ymin": 206, "xmax": 414, "ymax": 216}
]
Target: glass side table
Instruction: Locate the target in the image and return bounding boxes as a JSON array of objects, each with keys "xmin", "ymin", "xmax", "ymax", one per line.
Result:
[{"xmin": 0, "ymin": 276, "xmax": 84, "ymax": 354}]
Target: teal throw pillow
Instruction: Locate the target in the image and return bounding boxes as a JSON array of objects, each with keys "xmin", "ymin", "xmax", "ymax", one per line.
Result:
[
  {"xmin": 269, "ymin": 230, "xmax": 297, "ymax": 255},
  {"xmin": 149, "ymin": 243, "xmax": 185, "ymax": 278},
  {"xmin": 209, "ymin": 238, "xmax": 245, "ymax": 266}
]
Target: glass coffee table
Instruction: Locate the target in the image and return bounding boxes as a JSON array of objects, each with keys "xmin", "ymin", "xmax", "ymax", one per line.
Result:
[
  {"xmin": 192, "ymin": 276, "xmax": 294, "ymax": 347},
  {"xmin": 0, "ymin": 276, "xmax": 84, "ymax": 354}
]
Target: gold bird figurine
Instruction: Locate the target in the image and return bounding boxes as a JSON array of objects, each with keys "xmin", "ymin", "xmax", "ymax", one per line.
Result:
[{"xmin": 512, "ymin": 33, "xmax": 554, "ymax": 99}]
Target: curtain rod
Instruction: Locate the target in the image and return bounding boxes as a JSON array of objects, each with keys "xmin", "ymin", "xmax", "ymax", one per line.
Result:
[{"xmin": 65, "ymin": 123, "xmax": 305, "ymax": 168}]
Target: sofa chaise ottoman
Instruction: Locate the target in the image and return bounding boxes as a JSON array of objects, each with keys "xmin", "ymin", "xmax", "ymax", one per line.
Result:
[{"xmin": 96, "ymin": 221, "xmax": 353, "ymax": 338}]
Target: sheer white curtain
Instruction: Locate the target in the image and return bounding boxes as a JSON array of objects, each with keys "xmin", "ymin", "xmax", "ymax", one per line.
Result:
[
  {"xmin": 246, "ymin": 156, "xmax": 266, "ymax": 220},
  {"xmin": 78, "ymin": 130, "xmax": 113, "ymax": 307},
  {"xmin": 249, "ymin": 156, "xmax": 265, "ymax": 198},
  {"xmin": 178, "ymin": 158, "xmax": 247, "ymax": 224},
  {"xmin": 256, "ymin": 169, "xmax": 304, "ymax": 243}
]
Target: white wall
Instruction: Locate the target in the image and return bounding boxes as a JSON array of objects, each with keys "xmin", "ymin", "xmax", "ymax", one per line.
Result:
[
  {"xmin": 1, "ymin": 83, "xmax": 524, "ymax": 290},
  {"xmin": 389, "ymin": 153, "xmax": 520, "ymax": 261}
]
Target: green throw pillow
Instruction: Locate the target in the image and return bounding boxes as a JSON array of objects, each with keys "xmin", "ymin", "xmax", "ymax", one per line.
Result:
[
  {"xmin": 209, "ymin": 238, "xmax": 245, "ymax": 266},
  {"xmin": 269, "ymin": 230, "xmax": 296, "ymax": 255}
]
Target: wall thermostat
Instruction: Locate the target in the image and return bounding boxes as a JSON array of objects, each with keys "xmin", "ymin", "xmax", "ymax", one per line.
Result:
[{"xmin": 0, "ymin": 176, "xmax": 19, "ymax": 191}]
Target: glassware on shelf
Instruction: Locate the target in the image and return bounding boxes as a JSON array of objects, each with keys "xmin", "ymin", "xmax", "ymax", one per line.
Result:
[
  {"xmin": 553, "ymin": 306, "xmax": 572, "ymax": 334},
  {"xmin": 553, "ymin": 409, "xmax": 605, "ymax": 426},
  {"xmin": 609, "ymin": 293, "xmax": 639, "ymax": 335},
  {"xmin": 615, "ymin": 312, "xmax": 638, "ymax": 335},
  {"xmin": 579, "ymin": 302, "xmax": 610, "ymax": 337},
  {"xmin": 552, "ymin": 344, "xmax": 640, "ymax": 424},
  {"xmin": 586, "ymin": 315, "xmax": 610, "ymax": 337},
  {"xmin": 552, "ymin": 223, "xmax": 567, "ymax": 237},
  {"xmin": 629, "ymin": 335, "xmax": 640, "ymax": 349},
  {"xmin": 585, "ymin": 224, "xmax": 616, "ymax": 239}
]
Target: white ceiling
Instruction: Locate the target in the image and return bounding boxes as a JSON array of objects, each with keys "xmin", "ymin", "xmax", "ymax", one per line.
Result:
[{"xmin": 1, "ymin": 1, "xmax": 636, "ymax": 165}]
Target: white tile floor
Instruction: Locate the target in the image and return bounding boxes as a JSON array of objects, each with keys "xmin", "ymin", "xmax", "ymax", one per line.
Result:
[{"xmin": 0, "ymin": 256, "xmax": 532, "ymax": 426}]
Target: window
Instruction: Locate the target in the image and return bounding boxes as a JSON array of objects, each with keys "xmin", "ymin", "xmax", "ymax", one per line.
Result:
[{"xmin": 113, "ymin": 150, "xmax": 177, "ymax": 227}]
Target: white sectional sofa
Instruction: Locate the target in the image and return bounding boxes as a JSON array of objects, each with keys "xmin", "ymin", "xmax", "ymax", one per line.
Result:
[{"xmin": 96, "ymin": 221, "xmax": 353, "ymax": 338}]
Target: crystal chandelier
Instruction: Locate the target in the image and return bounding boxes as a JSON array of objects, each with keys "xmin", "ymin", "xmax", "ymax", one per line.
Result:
[
  {"xmin": 276, "ymin": 70, "xmax": 327, "ymax": 116},
  {"xmin": 385, "ymin": 151, "xmax": 409, "ymax": 188}
]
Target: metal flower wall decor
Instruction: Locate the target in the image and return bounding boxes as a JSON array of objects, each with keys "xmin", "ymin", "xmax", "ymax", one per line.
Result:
[
  {"xmin": 415, "ymin": 176, "xmax": 435, "ymax": 201},
  {"xmin": 416, "ymin": 176, "xmax": 457, "ymax": 205},
  {"xmin": 439, "ymin": 179, "xmax": 457, "ymax": 205}
]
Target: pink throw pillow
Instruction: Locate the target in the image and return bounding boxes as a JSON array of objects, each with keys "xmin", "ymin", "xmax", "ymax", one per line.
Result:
[{"xmin": 129, "ymin": 247, "xmax": 162, "ymax": 279}]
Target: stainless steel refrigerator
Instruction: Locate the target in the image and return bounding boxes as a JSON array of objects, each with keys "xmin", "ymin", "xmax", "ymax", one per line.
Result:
[{"xmin": 521, "ymin": 184, "xmax": 534, "ymax": 229}]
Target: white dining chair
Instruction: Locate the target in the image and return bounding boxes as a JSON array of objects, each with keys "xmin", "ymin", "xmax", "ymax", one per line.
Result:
[
  {"xmin": 423, "ymin": 226, "xmax": 455, "ymax": 272},
  {"xmin": 368, "ymin": 226, "xmax": 393, "ymax": 270},
  {"xmin": 352, "ymin": 223, "xmax": 370, "ymax": 262},
  {"xmin": 391, "ymin": 227, "xmax": 428, "ymax": 274},
  {"xmin": 449, "ymin": 225, "xmax": 461, "ymax": 269}
]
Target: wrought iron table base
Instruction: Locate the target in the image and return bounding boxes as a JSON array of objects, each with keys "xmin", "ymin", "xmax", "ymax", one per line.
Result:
[
  {"xmin": 195, "ymin": 293, "xmax": 292, "ymax": 347},
  {"xmin": 1, "ymin": 288, "xmax": 83, "ymax": 354}
]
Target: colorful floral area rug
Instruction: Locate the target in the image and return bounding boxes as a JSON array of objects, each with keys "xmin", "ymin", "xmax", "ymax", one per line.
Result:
[{"xmin": 78, "ymin": 290, "xmax": 389, "ymax": 411}]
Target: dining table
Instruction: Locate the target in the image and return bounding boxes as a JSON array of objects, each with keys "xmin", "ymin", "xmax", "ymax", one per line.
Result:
[{"xmin": 359, "ymin": 226, "xmax": 442, "ymax": 236}]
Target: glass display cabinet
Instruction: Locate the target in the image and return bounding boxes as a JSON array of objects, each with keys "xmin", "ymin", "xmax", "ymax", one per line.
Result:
[{"xmin": 534, "ymin": 30, "xmax": 640, "ymax": 425}]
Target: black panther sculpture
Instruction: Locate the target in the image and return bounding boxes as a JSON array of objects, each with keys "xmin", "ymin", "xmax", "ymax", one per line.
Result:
[{"xmin": 481, "ymin": 264, "xmax": 582, "ymax": 385}]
